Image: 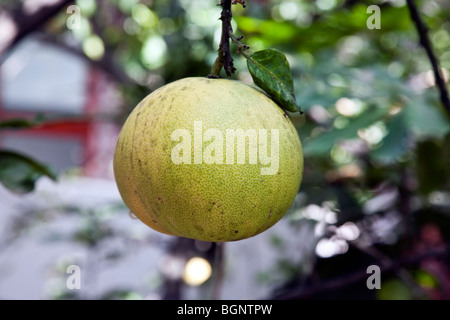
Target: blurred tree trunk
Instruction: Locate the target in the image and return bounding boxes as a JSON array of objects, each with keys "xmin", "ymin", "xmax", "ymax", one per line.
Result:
[{"xmin": 0, "ymin": 0, "xmax": 74, "ymax": 58}]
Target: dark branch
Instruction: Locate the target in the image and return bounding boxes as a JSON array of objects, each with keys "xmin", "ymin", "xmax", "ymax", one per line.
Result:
[
  {"xmin": 219, "ymin": 0, "xmax": 235, "ymax": 76},
  {"xmin": 271, "ymin": 246, "xmax": 449, "ymax": 300},
  {"xmin": 211, "ymin": 242, "xmax": 226, "ymax": 299},
  {"xmin": 208, "ymin": 0, "xmax": 238, "ymax": 77},
  {"xmin": 0, "ymin": 0, "xmax": 74, "ymax": 59},
  {"xmin": 406, "ymin": 0, "xmax": 450, "ymax": 115}
]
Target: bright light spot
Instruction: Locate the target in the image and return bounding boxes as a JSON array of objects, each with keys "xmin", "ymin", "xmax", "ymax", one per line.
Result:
[
  {"xmin": 23, "ymin": 0, "xmax": 60, "ymax": 15},
  {"xmin": 213, "ymin": 28, "xmax": 222, "ymax": 47},
  {"xmin": 425, "ymin": 68, "xmax": 449, "ymax": 87},
  {"xmin": 336, "ymin": 97, "xmax": 362, "ymax": 117},
  {"xmin": 141, "ymin": 35, "xmax": 168, "ymax": 69},
  {"xmin": 182, "ymin": 257, "xmax": 212, "ymax": 286},
  {"xmin": 195, "ymin": 241, "xmax": 213, "ymax": 252},
  {"xmin": 76, "ymin": 0, "xmax": 96, "ymax": 16},
  {"xmin": 428, "ymin": 191, "xmax": 450, "ymax": 206},
  {"xmin": 410, "ymin": 68, "xmax": 450, "ymax": 92},
  {"xmin": 357, "ymin": 122, "xmax": 387, "ymax": 145},
  {"xmin": 363, "ymin": 190, "xmax": 398, "ymax": 215},
  {"xmin": 123, "ymin": 17, "xmax": 140, "ymax": 35},
  {"xmin": 82, "ymin": 35, "xmax": 104, "ymax": 60},
  {"xmin": 279, "ymin": 2, "xmax": 300, "ymax": 20},
  {"xmin": 389, "ymin": 104, "xmax": 402, "ymax": 116},
  {"xmin": 381, "ymin": 32, "xmax": 399, "ymax": 49},
  {"xmin": 387, "ymin": 61, "xmax": 405, "ymax": 78},
  {"xmin": 158, "ymin": 18, "xmax": 177, "ymax": 35},
  {"xmin": 370, "ymin": 211, "xmax": 402, "ymax": 244},
  {"xmin": 328, "ymin": 73, "xmax": 347, "ymax": 87},
  {"xmin": 330, "ymin": 145, "xmax": 352, "ymax": 164},
  {"xmin": 315, "ymin": 237, "xmax": 348, "ymax": 258},
  {"xmin": 118, "ymin": 0, "xmax": 139, "ymax": 13},
  {"xmin": 238, "ymin": 71, "xmax": 253, "ymax": 84},
  {"xmin": 333, "ymin": 116, "xmax": 349, "ymax": 129},
  {"xmin": 144, "ymin": 293, "xmax": 161, "ymax": 300},
  {"xmin": 158, "ymin": 255, "xmax": 185, "ymax": 280},
  {"xmin": 124, "ymin": 292, "xmax": 143, "ymax": 300},
  {"xmin": 338, "ymin": 36, "xmax": 365, "ymax": 64},
  {"xmin": 314, "ymin": 221, "xmax": 327, "ymax": 237},
  {"xmin": 188, "ymin": 8, "xmax": 221, "ymax": 27},
  {"xmin": 388, "ymin": 0, "xmax": 406, "ymax": 8},
  {"xmin": 316, "ymin": 0, "xmax": 337, "ymax": 11},
  {"xmin": 71, "ymin": 16, "xmax": 91, "ymax": 39},
  {"xmin": 302, "ymin": 204, "xmax": 337, "ymax": 224},
  {"xmin": 337, "ymin": 163, "xmax": 362, "ymax": 179},
  {"xmin": 0, "ymin": 13, "xmax": 17, "ymax": 51},
  {"xmin": 336, "ymin": 222, "xmax": 360, "ymax": 241},
  {"xmin": 309, "ymin": 105, "xmax": 330, "ymax": 124},
  {"xmin": 132, "ymin": 4, "xmax": 158, "ymax": 28},
  {"xmin": 184, "ymin": 24, "xmax": 204, "ymax": 41},
  {"xmin": 433, "ymin": 29, "xmax": 450, "ymax": 50}
]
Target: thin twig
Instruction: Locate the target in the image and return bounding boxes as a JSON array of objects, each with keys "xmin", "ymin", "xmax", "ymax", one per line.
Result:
[
  {"xmin": 271, "ymin": 246, "xmax": 449, "ymax": 300},
  {"xmin": 220, "ymin": 0, "xmax": 234, "ymax": 76},
  {"xmin": 0, "ymin": 0, "xmax": 74, "ymax": 59},
  {"xmin": 229, "ymin": 31, "xmax": 251, "ymax": 58},
  {"xmin": 211, "ymin": 242, "xmax": 226, "ymax": 299},
  {"xmin": 406, "ymin": 0, "xmax": 450, "ymax": 115},
  {"xmin": 209, "ymin": 0, "xmax": 246, "ymax": 77},
  {"xmin": 351, "ymin": 242, "xmax": 428, "ymax": 299}
]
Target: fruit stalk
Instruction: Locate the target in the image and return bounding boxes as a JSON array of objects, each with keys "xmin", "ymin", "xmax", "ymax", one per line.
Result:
[
  {"xmin": 219, "ymin": 0, "xmax": 235, "ymax": 76},
  {"xmin": 209, "ymin": 0, "xmax": 246, "ymax": 77}
]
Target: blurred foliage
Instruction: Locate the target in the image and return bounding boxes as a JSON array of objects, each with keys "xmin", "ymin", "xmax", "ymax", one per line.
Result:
[
  {"xmin": 0, "ymin": 150, "xmax": 57, "ymax": 193},
  {"xmin": 0, "ymin": 116, "xmax": 57, "ymax": 193},
  {"xmin": 1, "ymin": 0, "xmax": 450, "ymax": 299}
]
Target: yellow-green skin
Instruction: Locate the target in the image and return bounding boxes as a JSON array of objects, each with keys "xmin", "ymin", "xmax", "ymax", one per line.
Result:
[{"xmin": 113, "ymin": 77, "xmax": 303, "ymax": 242}]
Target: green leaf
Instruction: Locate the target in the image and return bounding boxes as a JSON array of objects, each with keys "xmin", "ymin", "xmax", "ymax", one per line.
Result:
[
  {"xmin": 371, "ymin": 110, "xmax": 409, "ymax": 164},
  {"xmin": 377, "ymin": 279, "xmax": 414, "ymax": 300},
  {"xmin": 0, "ymin": 150, "xmax": 57, "ymax": 194},
  {"xmin": 416, "ymin": 140, "xmax": 446, "ymax": 195},
  {"xmin": 246, "ymin": 48, "xmax": 302, "ymax": 113},
  {"xmin": 0, "ymin": 115, "xmax": 44, "ymax": 131},
  {"xmin": 303, "ymin": 106, "xmax": 388, "ymax": 156}
]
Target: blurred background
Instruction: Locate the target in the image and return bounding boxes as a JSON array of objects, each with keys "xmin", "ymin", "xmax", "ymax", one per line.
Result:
[{"xmin": 0, "ymin": 0, "xmax": 449, "ymax": 300}]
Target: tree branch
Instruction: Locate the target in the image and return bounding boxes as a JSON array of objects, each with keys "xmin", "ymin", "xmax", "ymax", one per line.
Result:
[
  {"xmin": 0, "ymin": 0, "xmax": 74, "ymax": 59},
  {"xmin": 209, "ymin": 0, "xmax": 246, "ymax": 77},
  {"xmin": 406, "ymin": 0, "xmax": 450, "ymax": 115},
  {"xmin": 211, "ymin": 242, "xmax": 226, "ymax": 299},
  {"xmin": 220, "ymin": 0, "xmax": 233, "ymax": 75},
  {"xmin": 271, "ymin": 246, "xmax": 449, "ymax": 300}
]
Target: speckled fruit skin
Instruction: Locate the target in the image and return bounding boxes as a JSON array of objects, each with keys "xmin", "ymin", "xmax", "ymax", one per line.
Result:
[{"xmin": 113, "ymin": 77, "xmax": 303, "ymax": 242}]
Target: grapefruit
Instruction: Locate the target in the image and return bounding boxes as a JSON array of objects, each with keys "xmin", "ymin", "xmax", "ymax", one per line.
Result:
[{"xmin": 113, "ymin": 77, "xmax": 303, "ymax": 241}]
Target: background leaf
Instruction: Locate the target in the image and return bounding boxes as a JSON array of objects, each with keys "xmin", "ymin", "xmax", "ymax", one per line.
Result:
[
  {"xmin": 246, "ymin": 48, "xmax": 302, "ymax": 113},
  {"xmin": 0, "ymin": 116, "xmax": 44, "ymax": 131},
  {"xmin": 302, "ymin": 106, "xmax": 388, "ymax": 156},
  {"xmin": 0, "ymin": 150, "xmax": 57, "ymax": 194}
]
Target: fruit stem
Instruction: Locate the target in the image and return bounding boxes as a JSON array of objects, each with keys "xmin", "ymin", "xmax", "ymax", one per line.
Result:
[
  {"xmin": 229, "ymin": 31, "xmax": 252, "ymax": 59},
  {"xmin": 211, "ymin": 242, "xmax": 226, "ymax": 299},
  {"xmin": 208, "ymin": 0, "xmax": 246, "ymax": 78}
]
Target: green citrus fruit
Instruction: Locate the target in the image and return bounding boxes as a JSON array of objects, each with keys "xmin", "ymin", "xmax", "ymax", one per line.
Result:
[{"xmin": 113, "ymin": 77, "xmax": 303, "ymax": 242}]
